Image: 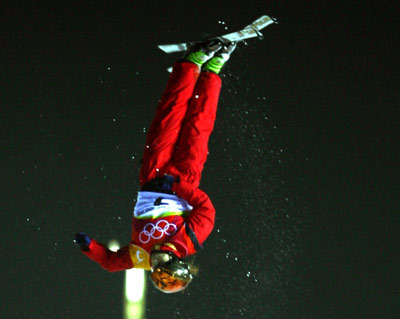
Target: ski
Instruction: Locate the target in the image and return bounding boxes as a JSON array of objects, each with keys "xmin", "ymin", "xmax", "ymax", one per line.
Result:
[{"xmin": 158, "ymin": 15, "xmax": 277, "ymax": 54}]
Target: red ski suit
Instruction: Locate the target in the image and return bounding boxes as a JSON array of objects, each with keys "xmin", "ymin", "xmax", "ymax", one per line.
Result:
[{"xmin": 82, "ymin": 61, "xmax": 221, "ymax": 271}]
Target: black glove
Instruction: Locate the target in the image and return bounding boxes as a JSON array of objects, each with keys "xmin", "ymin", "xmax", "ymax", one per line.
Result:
[
  {"xmin": 141, "ymin": 174, "xmax": 176, "ymax": 193},
  {"xmin": 74, "ymin": 232, "xmax": 92, "ymax": 251}
]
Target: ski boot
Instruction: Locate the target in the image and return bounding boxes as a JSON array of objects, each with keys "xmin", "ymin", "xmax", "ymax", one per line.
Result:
[
  {"xmin": 185, "ymin": 39, "xmax": 223, "ymax": 67},
  {"xmin": 203, "ymin": 42, "xmax": 237, "ymax": 74}
]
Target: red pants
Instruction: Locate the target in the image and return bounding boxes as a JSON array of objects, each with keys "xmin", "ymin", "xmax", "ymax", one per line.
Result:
[{"xmin": 139, "ymin": 61, "xmax": 222, "ymax": 188}]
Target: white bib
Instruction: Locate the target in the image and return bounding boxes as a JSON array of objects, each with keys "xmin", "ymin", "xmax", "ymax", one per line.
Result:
[{"xmin": 133, "ymin": 191, "xmax": 193, "ymax": 219}]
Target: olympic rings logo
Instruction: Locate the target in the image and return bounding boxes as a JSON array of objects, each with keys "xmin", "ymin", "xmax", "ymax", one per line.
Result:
[{"xmin": 139, "ymin": 220, "xmax": 177, "ymax": 244}]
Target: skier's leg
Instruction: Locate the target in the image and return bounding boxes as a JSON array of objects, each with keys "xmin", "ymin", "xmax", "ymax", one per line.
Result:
[
  {"xmin": 163, "ymin": 70, "xmax": 222, "ymax": 187},
  {"xmin": 162, "ymin": 42, "xmax": 238, "ymax": 187},
  {"xmin": 139, "ymin": 41, "xmax": 224, "ymax": 186},
  {"xmin": 139, "ymin": 61, "xmax": 200, "ymax": 186}
]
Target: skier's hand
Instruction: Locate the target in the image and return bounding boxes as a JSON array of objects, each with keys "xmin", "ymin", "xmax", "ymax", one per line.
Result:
[
  {"xmin": 74, "ymin": 232, "xmax": 92, "ymax": 251},
  {"xmin": 159, "ymin": 174, "xmax": 175, "ymax": 190}
]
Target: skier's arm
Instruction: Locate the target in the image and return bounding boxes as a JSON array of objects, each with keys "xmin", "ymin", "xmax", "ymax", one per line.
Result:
[
  {"xmin": 80, "ymin": 239, "xmax": 134, "ymax": 272},
  {"xmin": 170, "ymin": 180, "xmax": 215, "ymax": 251}
]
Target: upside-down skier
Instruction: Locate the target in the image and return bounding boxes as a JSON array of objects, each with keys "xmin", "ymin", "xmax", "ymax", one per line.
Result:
[{"xmin": 75, "ymin": 40, "xmax": 237, "ymax": 293}]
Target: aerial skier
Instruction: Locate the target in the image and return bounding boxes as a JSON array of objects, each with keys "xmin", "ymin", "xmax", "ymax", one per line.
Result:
[{"xmin": 75, "ymin": 40, "xmax": 237, "ymax": 293}]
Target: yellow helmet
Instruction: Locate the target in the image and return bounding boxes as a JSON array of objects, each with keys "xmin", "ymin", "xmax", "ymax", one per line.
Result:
[{"xmin": 150, "ymin": 250, "xmax": 193, "ymax": 293}]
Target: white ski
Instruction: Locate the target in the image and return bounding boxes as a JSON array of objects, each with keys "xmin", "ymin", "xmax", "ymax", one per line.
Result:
[{"xmin": 158, "ymin": 15, "xmax": 277, "ymax": 54}]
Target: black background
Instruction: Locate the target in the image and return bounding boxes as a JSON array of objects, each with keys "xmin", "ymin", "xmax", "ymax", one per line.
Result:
[{"xmin": 1, "ymin": 1, "xmax": 398, "ymax": 318}]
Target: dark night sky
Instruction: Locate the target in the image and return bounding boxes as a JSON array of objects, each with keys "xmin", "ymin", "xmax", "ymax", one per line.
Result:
[{"xmin": 1, "ymin": 1, "xmax": 398, "ymax": 318}]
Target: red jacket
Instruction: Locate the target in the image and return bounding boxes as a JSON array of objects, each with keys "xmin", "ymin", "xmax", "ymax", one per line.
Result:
[{"xmin": 82, "ymin": 180, "xmax": 215, "ymax": 272}]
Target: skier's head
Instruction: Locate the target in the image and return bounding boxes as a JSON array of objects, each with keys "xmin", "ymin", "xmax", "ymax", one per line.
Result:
[{"xmin": 150, "ymin": 250, "xmax": 193, "ymax": 293}]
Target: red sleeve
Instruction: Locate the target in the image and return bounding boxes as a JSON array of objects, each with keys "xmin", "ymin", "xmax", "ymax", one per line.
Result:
[
  {"xmin": 82, "ymin": 239, "xmax": 134, "ymax": 272},
  {"xmin": 169, "ymin": 180, "xmax": 216, "ymax": 256}
]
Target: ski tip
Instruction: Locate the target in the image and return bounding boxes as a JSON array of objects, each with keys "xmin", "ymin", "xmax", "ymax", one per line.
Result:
[
  {"xmin": 158, "ymin": 43, "xmax": 188, "ymax": 54},
  {"xmin": 271, "ymin": 16, "xmax": 279, "ymax": 24}
]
